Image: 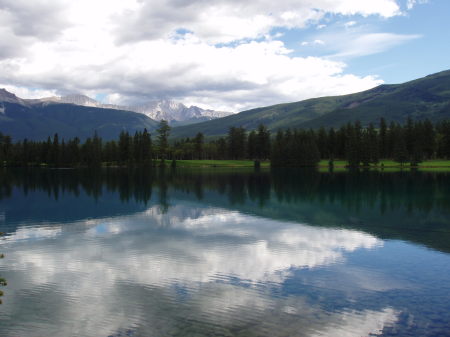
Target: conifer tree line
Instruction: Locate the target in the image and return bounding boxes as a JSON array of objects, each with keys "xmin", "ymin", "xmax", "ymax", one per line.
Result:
[{"xmin": 1, "ymin": 118, "xmax": 450, "ymax": 167}]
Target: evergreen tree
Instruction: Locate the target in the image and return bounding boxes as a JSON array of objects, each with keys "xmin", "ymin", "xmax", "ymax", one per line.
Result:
[
  {"xmin": 393, "ymin": 129, "xmax": 408, "ymax": 166},
  {"xmin": 247, "ymin": 130, "xmax": 257, "ymax": 159},
  {"xmin": 227, "ymin": 127, "xmax": 247, "ymax": 159},
  {"xmin": 157, "ymin": 120, "xmax": 171, "ymax": 163},
  {"xmin": 194, "ymin": 132, "xmax": 204, "ymax": 159},
  {"xmin": 141, "ymin": 128, "xmax": 152, "ymax": 164},
  {"xmin": 270, "ymin": 130, "xmax": 284, "ymax": 167},
  {"xmin": 256, "ymin": 124, "xmax": 271, "ymax": 160},
  {"xmin": 405, "ymin": 117, "xmax": 415, "ymax": 157},
  {"xmin": 216, "ymin": 137, "xmax": 227, "ymax": 159},
  {"xmin": 133, "ymin": 131, "xmax": 142, "ymax": 164},
  {"xmin": 360, "ymin": 129, "xmax": 371, "ymax": 166},
  {"xmin": 317, "ymin": 127, "xmax": 328, "ymax": 159},
  {"xmin": 67, "ymin": 137, "xmax": 81, "ymax": 166},
  {"xmin": 422, "ymin": 119, "xmax": 435, "ymax": 159},
  {"xmin": 327, "ymin": 127, "xmax": 337, "ymax": 160},
  {"xmin": 345, "ymin": 123, "xmax": 360, "ymax": 167},
  {"xmin": 91, "ymin": 131, "xmax": 102, "ymax": 167},
  {"xmin": 119, "ymin": 130, "xmax": 131, "ymax": 165},
  {"xmin": 379, "ymin": 118, "xmax": 388, "ymax": 158},
  {"xmin": 439, "ymin": 120, "xmax": 450, "ymax": 158},
  {"xmin": 50, "ymin": 133, "xmax": 60, "ymax": 167},
  {"xmin": 367, "ymin": 123, "xmax": 379, "ymax": 164}
]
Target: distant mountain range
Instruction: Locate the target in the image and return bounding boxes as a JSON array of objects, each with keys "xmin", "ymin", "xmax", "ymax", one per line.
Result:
[
  {"xmin": 2, "ymin": 69, "xmax": 450, "ymax": 141},
  {"xmin": 40, "ymin": 94, "xmax": 232, "ymax": 126},
  {"xmin": 171, "ymin": 69, "xmax": 450, "ymax": 138},
  {"xmin": 0, "ymin": 89, "xmax": 159, "ymax": 141}
]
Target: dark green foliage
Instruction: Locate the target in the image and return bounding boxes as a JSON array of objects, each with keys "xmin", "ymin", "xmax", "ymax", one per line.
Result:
[
  {"xmin": 247, "ymin": 130, "xmax": 257, "ymax": 159},
  {"xmin": 437, "ymin": 120, "xmax": 450, "ymax": 158},
  {"xmin": 345, "ymin": 123, "xmax": 362, "ymax": 167},
  {"xmin": 0, "ymin": 119, "xmax": 447, "ymax": 167},
  {"xmin": 193, "ymin": 132, "xmax": 204, "ymax": 159},
  {"xmin": 379, "ymin": 118, "xmax": 388, "ymax": 158},
  {"xmin": 393, "ymin": 129, "xmax": 408, "ymax": 166},
  {"xmin": 227, "ymin": 127, "xmax": 247, "ymax": 159},
  {"xmin": 157, "ymin": 120, "xmax": 171, "ymax": 162},
  {"xmin": 270, "ymin": 129, "xmax": 320, "ymax": 167},
  {"xmin": 256, "ymin": 124, "xmax": 271, "ymax": 160}
]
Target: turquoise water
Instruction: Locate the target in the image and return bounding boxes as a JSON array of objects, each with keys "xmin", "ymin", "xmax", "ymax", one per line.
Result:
[{"xmin": 0, "ymin": 168, "xmax": 450, "ymax": 337}]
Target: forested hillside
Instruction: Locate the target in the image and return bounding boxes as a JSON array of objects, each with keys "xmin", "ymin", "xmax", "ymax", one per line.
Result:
[{"xmin": 171, "ymin": 70, "xmax": 450, "ymax": 138}]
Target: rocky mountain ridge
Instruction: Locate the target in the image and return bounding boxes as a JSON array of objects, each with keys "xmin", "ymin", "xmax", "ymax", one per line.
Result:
[{"xmin": 39, "ymin": 94, "xmax": 233, "ymax": 125}]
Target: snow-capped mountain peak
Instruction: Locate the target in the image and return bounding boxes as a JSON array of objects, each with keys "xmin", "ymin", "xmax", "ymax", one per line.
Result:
[{"xmin": 39, "ymin": 94, "xmax": 233, "ymax": 124}]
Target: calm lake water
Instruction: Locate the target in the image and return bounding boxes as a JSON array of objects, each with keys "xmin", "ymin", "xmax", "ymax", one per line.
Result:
[{"xmin": 1, "ymin": 168, "xmax": 450, "ymax": 337}]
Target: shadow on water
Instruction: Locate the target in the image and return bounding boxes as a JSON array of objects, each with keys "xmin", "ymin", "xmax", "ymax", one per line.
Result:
[
  {"xmin": 1, "ymin": 167, "xmax": 450, "ymax": 253},
  {"xmin": 2, "ymin": 168, "xmax": 450, "ymax": 337}
]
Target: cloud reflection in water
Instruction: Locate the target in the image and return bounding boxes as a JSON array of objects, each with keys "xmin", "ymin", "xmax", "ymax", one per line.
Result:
[{"xmin": 2, "ymin": 203, "xmax": 398, "ymax": 337}]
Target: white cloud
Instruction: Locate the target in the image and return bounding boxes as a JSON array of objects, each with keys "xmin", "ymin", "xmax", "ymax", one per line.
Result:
[
  {"xmin": 406, "ymin": 0, "xmax": 429, "ymax": 10},
  {"xmin": 309, "ymin": 29, "xmax": 421, "ymax": 61},
  {"xmin": 0, "ymin": 37, "xmax": 382, "ymax": 111},
  {"xmin": 0, "ymin": 0, "xmax": 405, "ymax": 110},
  {"xmin": 114, "ymin": 0, "xmax": 401, "ymax": 44},
  {"xmin": 0, "ymin": 83, "xmax": 57, "ymax": 99},
  {"xmin": 331, "ymin": 32, "xmax": 421, "ymax": 58}
]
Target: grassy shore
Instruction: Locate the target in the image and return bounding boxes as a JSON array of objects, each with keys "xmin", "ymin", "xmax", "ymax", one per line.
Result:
[
  {"xmin": 16, "ymin": 159, "xmax": 449, "ymax": 169},
  {"xmin": 172, "ymin": 159, "xmax": 450, "ymax": 169},
  {"xmin": 174, "ymin": 160, "xmax": 270, "ymax": 168},
  {"xmin": 318, "ymin": 159, "xmax": 450, "ymax": 169}
]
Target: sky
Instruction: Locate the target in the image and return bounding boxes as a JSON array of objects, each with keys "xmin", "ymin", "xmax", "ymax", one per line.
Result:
[{"xmin": 0, "ymin": 0, "xmax": 449, "ymax": 112}]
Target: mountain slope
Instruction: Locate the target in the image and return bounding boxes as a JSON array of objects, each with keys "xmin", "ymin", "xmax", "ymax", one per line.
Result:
[
  {"xmin": 0, "ymin": 94, "xmax": 159, "ymax": 141},
  {"xmin": 171, "ymin": 70, "xmax": 450, "ymax": 138},
  {"xmin": 40, "ymin": 95, "xmax": 232, "ymax": 125}
]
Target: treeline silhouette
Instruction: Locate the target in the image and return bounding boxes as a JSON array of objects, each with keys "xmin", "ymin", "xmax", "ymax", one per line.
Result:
[
  {"xmin": 1, "ymin": 118, "xmax": 450, "ymax": 167},
  {"xmin": 2, "ymin": 168, "xmax": 450, "ymax": 252},
  {"xmin": 2, "ymin": 167, "xmax": 450, "ymax": 214}
]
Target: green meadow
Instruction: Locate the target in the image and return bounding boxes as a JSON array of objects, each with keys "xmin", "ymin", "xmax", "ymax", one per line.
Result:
[{"xmin": 170, "ymin": 159, "xmax": 450, "ymax": 169}]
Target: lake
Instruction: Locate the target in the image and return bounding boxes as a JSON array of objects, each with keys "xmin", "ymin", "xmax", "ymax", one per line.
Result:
[{"xmin": 1, "ymin": 168, "xmax": 450, "ymax": 337}]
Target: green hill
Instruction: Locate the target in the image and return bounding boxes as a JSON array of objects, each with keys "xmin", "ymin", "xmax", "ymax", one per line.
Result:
[
  {"xmin": 0, "ymin": 100, "xmax": 159, "ymax": 141},
  {"xmin": 171, "ymin": 70, "xmax": 450, "ymax": 138}
]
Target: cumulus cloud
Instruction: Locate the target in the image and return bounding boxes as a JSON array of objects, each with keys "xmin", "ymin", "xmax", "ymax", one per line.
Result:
[
  {"xmin": 0, "ymin": 37, "xmax": 382, "ymax": 111},
  {"xmin": 0, "ymin": 0, "xmax": 413, "ymax": 110},
  {"xmin": 0, "ymin": 0, "xmax": 70, "ymax": 40},
  {"xmin": 114, "ymin": 0, "xmax": 401, "ymax": 44}
]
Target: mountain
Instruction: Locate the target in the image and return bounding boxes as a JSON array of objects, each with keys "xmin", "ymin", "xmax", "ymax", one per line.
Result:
[
  {"xmin": 0, "ymin": 91, "xmax": 159, "ymax": 141},
  {"xmin": 3, "ymin": 69, "xmax": 450, "ymax": 141},
  {"xmin": 40, "ymin": 95, "xmax": 232, "ymax": 126},
  {"xmin": 171, "ymin": 70, "xmax": 450, "ymax": 138},
  {"xmin": 125, "ymin": 99, "xmax": 232, "ymax": 126},
  {"xmin": 0, "ymin": 88, "xmax": 27, "ymax": 105}
]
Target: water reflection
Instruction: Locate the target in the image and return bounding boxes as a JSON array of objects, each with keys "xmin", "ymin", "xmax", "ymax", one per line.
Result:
[
  {"xmin": 1, "ymin": 168, "xmax": 450, "ymax": 252},
  {"xmin": 1, "ymin": 168, "xmax": 450, "ymax": 336},
  {"xmin": 2, "ymin": 205, "xmax": 396, "ymax": 337}
]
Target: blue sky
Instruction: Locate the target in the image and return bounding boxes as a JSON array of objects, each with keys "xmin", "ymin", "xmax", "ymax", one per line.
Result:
[
  {"xmin": 0, "ymin": 0, "xmax": 448, "ymax": 111},
  {"xmin": 309, "ymin": 0, "xmax": 450, "ymax": 84}
]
